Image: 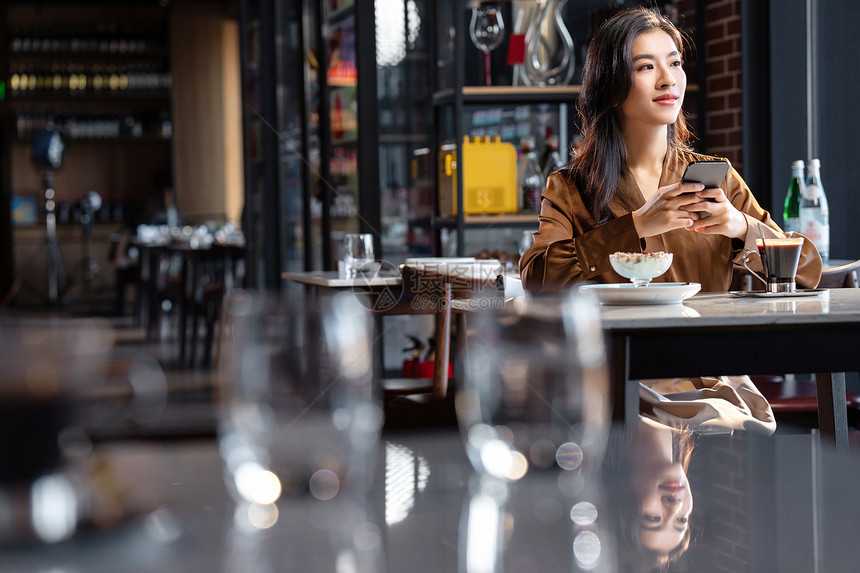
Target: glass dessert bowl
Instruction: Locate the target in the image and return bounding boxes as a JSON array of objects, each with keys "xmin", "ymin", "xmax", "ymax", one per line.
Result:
[{"xmin": 609, "ymin": 251, "xmax": 673, "ymax": 287}]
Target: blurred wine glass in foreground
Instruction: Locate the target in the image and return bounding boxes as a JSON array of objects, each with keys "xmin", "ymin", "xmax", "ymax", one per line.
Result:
[
  {"xmin": 456, "ymin": 289, "xmax": 610, "ymax": 570},
  {"xmin": 217, "ymin": 289, "xmax": 385, "ymax": 570},
  {"xmin": 469, "ymin": 4, "xmax": 505, "ymax": 86},
  {"xmin": 457, "ymin": 290, "xmax": 608, "ymax": 480},
  {"xmin": 218, "ymin": 290, "xmax": 382, "ymax": 505},
  {"xmin": 0, "ymin": 318, "xmax": 114, "ymax": 545}
]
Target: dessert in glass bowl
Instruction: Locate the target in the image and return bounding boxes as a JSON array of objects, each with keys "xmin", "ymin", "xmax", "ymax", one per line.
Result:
[{"xmin": 609, "ymin": 251, "xmax": 673, "ymax": 287}]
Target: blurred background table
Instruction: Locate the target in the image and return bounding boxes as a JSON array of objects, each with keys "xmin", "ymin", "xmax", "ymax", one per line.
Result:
[{"xmin": 281, "ymin": 269, "xmax": 403, "ymax": 288}]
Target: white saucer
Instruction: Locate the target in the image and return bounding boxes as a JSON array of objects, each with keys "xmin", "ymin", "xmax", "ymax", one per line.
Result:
[
  {"xmin": 729, "ymin": 288, "xmax": 826, "ymax": 298},
  {"xmin": 579, "ymin": 282, "xmax": 701, "ymax": 305}
]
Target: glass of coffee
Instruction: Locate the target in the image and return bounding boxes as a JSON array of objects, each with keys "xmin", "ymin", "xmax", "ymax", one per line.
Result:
[{"xmin": 742, "ymin": 236, "xmax": 805, "ymax": 293}]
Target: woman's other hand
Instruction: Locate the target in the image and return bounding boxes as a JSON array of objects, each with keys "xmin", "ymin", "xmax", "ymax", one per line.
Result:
[
  {"xmin": 683, "ymin": 187, "xmax": 747, "ymax": 239},
  {"xmin": 632, "ymin": 181, "xmax": 705, "ymax": 238}
]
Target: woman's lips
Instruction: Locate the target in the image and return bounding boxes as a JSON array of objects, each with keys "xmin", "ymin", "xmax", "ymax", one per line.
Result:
[
  {"xmin": 654, "ymin": 95, "xmax": 679, "ymax": 105},
  {"xmin": 658, "ymin": 482, "xmax": 685, "ymax": 492}
]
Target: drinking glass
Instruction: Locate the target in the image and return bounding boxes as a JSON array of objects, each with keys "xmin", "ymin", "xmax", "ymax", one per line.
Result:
[
  {"xmin": 456, "ymin": 289, "xmax": 610, "ymax": 570},
  {"xmin": 217, "ymin": 289, "xmax": 382, "ymax": 505},
  {"xmin": 742, "ymin": 234, "xmax": 804, "ymax": 293},
  {"xmin": 343, "ymin": 233, "xmax": 375, "ymax": 279},
  {"xmin": 469, "ymin": 4, "xmax": 505, "ymax": 86},
  {"xmin": 457, "ymin": 290, "xmax": 608, "ymax": 482},
  {"xmin": 0, "ymin": 317, "xmax": 114, "ymax": 545}
]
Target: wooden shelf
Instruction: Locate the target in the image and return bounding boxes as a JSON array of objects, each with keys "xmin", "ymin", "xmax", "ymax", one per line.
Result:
[
  {"xmin": 10, "ymin": 49, "xmax": 169, "ymax": 63},
  {"xmin": 14, "ymin": 135, "xmax": 170, "ymax": 144},
  {"xmin": 6, "ymin": 92, "xmax": 170, "ymax": 104},
  {"xmin": 379, "ymin": 133, "xmax": 430, "ymax": 144},
  {"xmin": 433, "ymin": 83, "xmax": 699, "ymax": 106},
  {"xmin": 433, "ymin": 85, "xmax": 580, "ymax": 106},
  {"xmin": 436, "ymin": 213, "xmax": 540, "ymax": 229}
]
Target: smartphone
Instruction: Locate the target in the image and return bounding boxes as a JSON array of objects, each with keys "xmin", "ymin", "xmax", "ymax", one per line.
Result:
[
  {"xmin": 681, "ymin": 160, "xmax": 730, "ymax": 217},
  {"xmin": 681, "ymin": 160, "xmax": 730, "ymax": 189}
]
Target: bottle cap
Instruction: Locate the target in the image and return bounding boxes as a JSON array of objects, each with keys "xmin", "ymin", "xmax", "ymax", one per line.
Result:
[
  {"xmin": 791, "ymin": 160, "xmax": 804, "ymax": 171},
  {"xmin": 808, "ymin": 158, "xmax": 821, "ymax": 169}
]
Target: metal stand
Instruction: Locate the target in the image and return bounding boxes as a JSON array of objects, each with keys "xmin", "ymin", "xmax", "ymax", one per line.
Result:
[
  {"xmin": 1, "ymin": 172, "xmax": 66, "ymax": 307},
  {"xmin": 65, "ymin": 195, "xmax": 107, "ymax": 293}
]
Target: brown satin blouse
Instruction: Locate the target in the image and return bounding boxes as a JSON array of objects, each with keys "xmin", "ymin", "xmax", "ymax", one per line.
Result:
[{"xmin": 520, "ymin": 150, "xmax": 823, "ymax": 294}]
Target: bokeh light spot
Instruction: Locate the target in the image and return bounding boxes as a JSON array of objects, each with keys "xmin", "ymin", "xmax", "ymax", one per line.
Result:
[
  {"xmin": 504, "ymin": 451, "xmax": 529, "ymax": 481},
  {"xmin": 247, "ymin": 502, "xmax": 279, "ymax": 529},
  {"xmin": 234, "ymin": 462, "xmax": 282, "ymax": 505},
  {"xmin": 309, "ymin": 468, "xmax": 340, "ymax": 501},
  {"xmin": 573, "ymin": 531, "xmax": 601, "ymax": 569},
  {"xmin": 570, "ymin": 502, "xmax": 598, "ymax": 525},
  {"xmin": 556, "ymin": 441, "xmax": 583, "ymax": 471}
]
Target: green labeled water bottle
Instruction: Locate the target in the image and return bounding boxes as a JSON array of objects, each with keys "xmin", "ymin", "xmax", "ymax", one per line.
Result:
[{"xmin": 783, "ymin": 160, "xmax": 804, "ymax": 233}]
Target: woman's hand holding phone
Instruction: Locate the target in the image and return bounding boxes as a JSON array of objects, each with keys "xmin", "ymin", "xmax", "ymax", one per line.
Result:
[
  {"xmin": 679, "ymin": 161, "xmax": 746, "ymax": 239},
  {"xmin": 684, "ymin": 187, "xmax": 747, "ymax": 239},
  {"xmin": 632, "ymin": 181, "xmax": 706, "ymax": 238}
]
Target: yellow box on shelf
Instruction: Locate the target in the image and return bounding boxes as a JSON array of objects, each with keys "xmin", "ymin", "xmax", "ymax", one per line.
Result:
[{"xmin": 438, "ymin": 135, "xmax": 518, "ymax": 215}]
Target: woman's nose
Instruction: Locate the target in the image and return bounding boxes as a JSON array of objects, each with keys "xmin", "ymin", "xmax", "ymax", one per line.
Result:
[{"xmin": 657, "ymin": 67, "xmax": 676, "ymax": 88}]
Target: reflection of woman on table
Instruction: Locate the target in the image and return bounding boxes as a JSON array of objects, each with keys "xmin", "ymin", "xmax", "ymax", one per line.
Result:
[
  {"xmin": 605, "ymin": 417, "xmax": 695, "ymax": 572},
  {"xmin": 519, "ymin": 7, "xmax": 822, "ymax": 434}
]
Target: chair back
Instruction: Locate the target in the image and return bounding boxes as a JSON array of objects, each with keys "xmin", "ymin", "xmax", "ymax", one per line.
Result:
[{"xmin": 818, "ymin": 259, "xmax": 860, "ymax": 289}]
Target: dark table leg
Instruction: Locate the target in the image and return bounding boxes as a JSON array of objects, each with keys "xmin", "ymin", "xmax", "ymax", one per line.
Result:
[
  {"xmin": 146, "ymin": 248, "xmax": 162, "ymax": 341},
  {"xmin": 610, "ymin": 335, "xmax": 639, "ymax": 429},
  {"xmin": 815, "ymin": 371, "xmax": 848, "ymax": 450},
  {"xmin": 178, "ymin": 253, "xmax": 190, "ymax": 365},
  {"xmin": 189, "ymin": 256, "xmax": 202, "ymax": 368},
  {"xmin": 137, "ymin": 247, "xmax": 150, "ymax": 330}
]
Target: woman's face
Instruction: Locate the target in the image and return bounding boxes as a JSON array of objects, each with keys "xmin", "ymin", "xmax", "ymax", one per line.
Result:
[
  {"xmin": 618, "ymin": 29, "xmax": 686, "ymax": 129},
  {"xmin": 630, "ymin": 458, "xmax": 693, "ymax": 553}
]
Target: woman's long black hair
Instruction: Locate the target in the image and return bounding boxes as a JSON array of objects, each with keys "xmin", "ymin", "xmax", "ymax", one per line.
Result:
[{"xmin": 569, "ymin": 7, "xmax": 693, "ymax": 224}]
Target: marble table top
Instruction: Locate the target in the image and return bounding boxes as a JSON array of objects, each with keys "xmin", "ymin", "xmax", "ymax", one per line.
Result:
[{"xmin": 598, "ymin": 288, "xmax": 860, "ymax": 329}]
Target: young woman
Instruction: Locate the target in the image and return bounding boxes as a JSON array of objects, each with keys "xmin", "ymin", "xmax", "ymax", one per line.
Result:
[{"xmin": 519, "ymin": 7, "xmax": 822, "ymax": 434}]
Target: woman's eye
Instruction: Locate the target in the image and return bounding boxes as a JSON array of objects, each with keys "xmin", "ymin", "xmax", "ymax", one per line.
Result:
[
  {"xmin": 671, "ymin": 60, "xmax": 683, "ymax": 67},
  {"xmin": 643, "ymin": 514, "xmax": 660, "ymax": 523},
  {"xmin": 676, "ymin": 516, "xmax": 688, "ymax": 524},
  {"xmin": 637, "ymin": 64, "xmax": 654, "ymax": 71}
]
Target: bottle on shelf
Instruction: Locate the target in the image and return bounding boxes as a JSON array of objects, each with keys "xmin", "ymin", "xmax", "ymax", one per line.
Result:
[
  {"xmin": 518, "ymin": 135, "xmax": 543, "ymax": 213},
  {"xmin": 540, "ymin": 133, "xmax": 566, "ymax": 183},
  {"xmin": 800, "ymin": 158, "xmax": 830, "ymax": 264},
  {"xmin": 783, "ymin": 160, "xmax": 804, "ymax": 234}
]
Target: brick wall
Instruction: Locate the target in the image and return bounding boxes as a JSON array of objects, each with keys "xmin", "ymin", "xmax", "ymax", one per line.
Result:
[
  {"xmin": 685, "ymin": 433, "xmax": 751, "ymax": 573},
  {"xmin": 702, "ymin": 0, "xmax": 743, "ymax": 171}
]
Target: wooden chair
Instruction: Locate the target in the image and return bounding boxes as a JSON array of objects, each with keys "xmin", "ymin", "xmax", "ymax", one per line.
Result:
[
  {"xmin": 371, "ymin": 263, "xmax": 503, "ymax": 401},
  {"xmin": 179, "ymin": 242, "xmax": 245, "ymax": 369}
]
